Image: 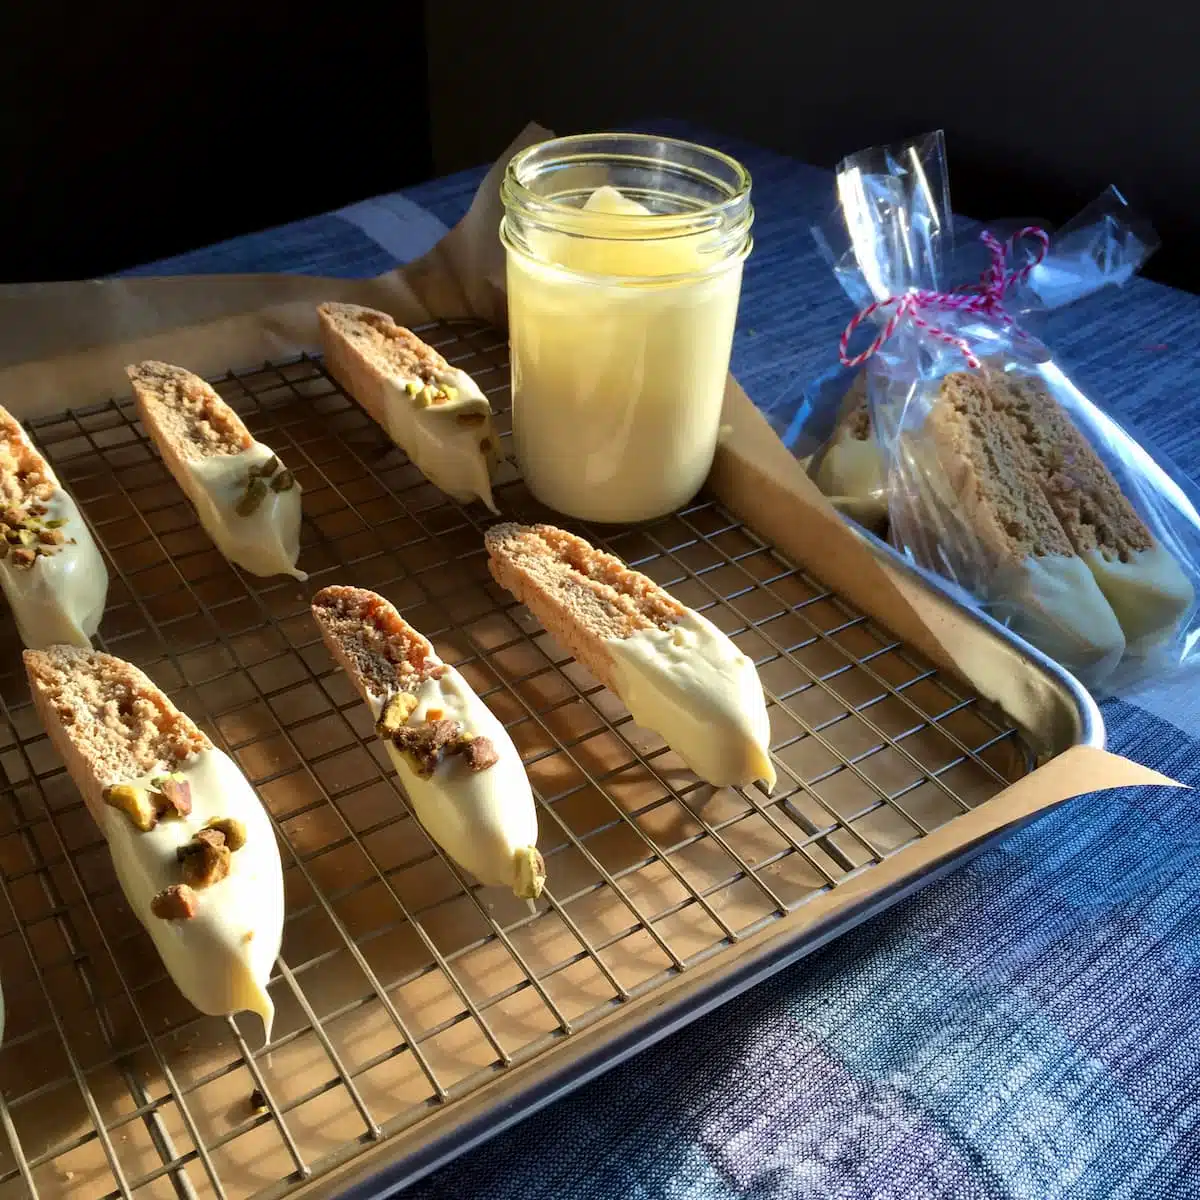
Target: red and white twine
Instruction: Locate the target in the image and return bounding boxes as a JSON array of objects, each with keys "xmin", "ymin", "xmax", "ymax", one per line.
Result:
[{"xmin": 837, "ymin": 226, "xmax": 1050, "ymax": 370}]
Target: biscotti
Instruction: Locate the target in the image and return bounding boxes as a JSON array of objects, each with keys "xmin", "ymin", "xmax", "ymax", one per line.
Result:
[
  {"xmin": 924, "ymin": 372, "xmax": 1128, "ymax": 672},
  {"xmin": 127, "ymin": 361, "xmax": 305, "ymax": 579},
  {"xmin": 317, "ymin": 303, "xmax": 499, "ymax": 513},
  {"xmin": 0, "ymin": 404, "xmax": 108, "ymax": 648},
  {"xmin": 485, "ymin": 523, "xmax": 776, "ymax": 790},
  {"xmin": 810, "ymin": 374, "xmax": 888, "ymax": 530},
  {"xmin": 984, "ymin": 368, "xmax": 1194, "ymax": 655},
  {"xmin": 25, "ymin": 645, "xmax": 283, "ymax": 1040},
  {"xmin": 311, "ymin": 585, "xmax": 544, "ymax": 899}
]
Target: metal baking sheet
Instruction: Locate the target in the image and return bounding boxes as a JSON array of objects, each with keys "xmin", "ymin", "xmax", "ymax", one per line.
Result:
[{"xmin": 0, "ymin": 320, "xmax": 1101, "ymax": 1199}]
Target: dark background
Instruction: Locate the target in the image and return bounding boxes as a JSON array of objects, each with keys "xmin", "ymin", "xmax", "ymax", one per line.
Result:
[{"xmin": 2, "ymin": 1, "xmax": 1197, "ymax": 289}]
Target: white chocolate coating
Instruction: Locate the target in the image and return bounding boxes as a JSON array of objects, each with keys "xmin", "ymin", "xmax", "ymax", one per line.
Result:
[
  {"xmin": 999, "ymin": 553, "xmax": 1126, "ymax": 674},
  {"xmin": 104, "ymin": 748, "xmax": 283, "ymax": 1042},
  {"xmin": 1082, "ymin": 543, "xmax": 1195, "ymax": 656},
  {"xmin": 380, "ymin": 368, "xmax": 499, "ymax": 513},
  {"xmin": 367, "ymin": 667, "xmax": 539, "ymax": 893},
  {"xmin": 181, "ymin": 442, "xmax": 305, "ymax": 579},
  {"xmin": 607, "ymin": 610, "xmax": 776, "ymax": 790},
  {"xmin": 0, "ymin": 486, "xmax": 108, "ymax": 649}
]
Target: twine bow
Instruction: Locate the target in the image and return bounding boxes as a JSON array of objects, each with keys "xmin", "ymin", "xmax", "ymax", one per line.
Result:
[{"xmin": 837, "ymin": 226, "xmax": 1051, "ymax": 370}]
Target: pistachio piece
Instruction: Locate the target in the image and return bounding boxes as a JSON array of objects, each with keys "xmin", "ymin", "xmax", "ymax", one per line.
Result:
[
  {"xmin": 376, "ymin": 691, "xmax": 419, "ymax": 737},
  {"xmin": 204, "ymin": 816, "xmax": 247, "ymax": 852},
  {"xmin": 37, "ymin": 527, "xmax": 66, "ymax": 546},
  {"xmin": 269, "ymin": 469, "xmax": 295, "ymax": 492},
  {"xmin": 460, "ymin": 735, "xmax": 500, "ymax": 772},
  {"xmin": 10, "ymin": 547, "xmax": 35, "ymax": 568},
  {"xmin": 5, "ymin": 528, "xmax": 22, "ymax": 544},
  {"xmin": 103, "ymin": 783, "xmax": 158, "ymax": 832},
  {"xmin": 257, "ymin": 454, "xmax": 280, "ymax": 478},
  {"xmin": 150, "ymin": 773, "xmax": 192, "ymax": 818},
  {"xmin": 178, "ymin": 828, "xmax": 232, "ymax": 888},
  {"xmin": 44, "ymin": 517, "xmax": 69, "ymax": 529},
  {"xmin": 17, "ymin": 528, "xmax": 37, "ymax": 547},
  {"xmin": 151, "ymin": 884, "xmax": 199, "ymax": 920},
  {"xmin": 456, "ymin": 412, "xmax": 487, "ymax": 428},
  {"xmin": 236, "ymin": 476, "xmax": 269, "ymax": 516},
  {"xmin": 404, "ymin": 379, "xmax": 421, "ymax": 396},
  {"xmin": 441, "ymin": 385, "xmax": 458, "ymax": 402}
]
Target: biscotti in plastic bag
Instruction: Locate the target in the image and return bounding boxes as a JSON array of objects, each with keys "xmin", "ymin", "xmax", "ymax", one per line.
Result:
[{"xmin": 776, "ymin": 131, "xmax": 1200, "ymax": 694}]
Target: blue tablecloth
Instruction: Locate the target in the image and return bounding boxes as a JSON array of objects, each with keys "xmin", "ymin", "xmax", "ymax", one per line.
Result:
[{"xmin": 130, "ymin": 121, "xmax": 1200, "ymax": 1199}]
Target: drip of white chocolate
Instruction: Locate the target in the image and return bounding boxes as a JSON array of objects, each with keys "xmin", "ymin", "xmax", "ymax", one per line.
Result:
[
  {"xmin": 181, "ymin": 442, "xmax": 305, "ymax": 579},
  {"xmin": 606, "ymin": 610, "xmax": 776, "ymax": 790},
  {"xmin": 103, "ymin": 748, "xmax": 283, "ymax": 1042},
  {"xmin": 0, "ymin": 486, "xmax": 108, "ymax": 649}
]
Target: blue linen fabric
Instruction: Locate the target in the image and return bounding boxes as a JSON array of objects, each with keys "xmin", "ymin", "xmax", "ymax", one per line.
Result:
[{"xmin": 129, "ymin": 120, "xmax": 1200, "ymax": 1199}]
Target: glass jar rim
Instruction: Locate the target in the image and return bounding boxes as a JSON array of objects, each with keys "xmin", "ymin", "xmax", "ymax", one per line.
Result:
[{"xmin": 501, "ymin": 132, "xmax": 753, "ymax": 244}]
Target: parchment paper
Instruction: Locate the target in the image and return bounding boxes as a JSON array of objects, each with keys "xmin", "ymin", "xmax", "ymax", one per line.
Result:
[{"xmin": 0, "ymin": 122, "xmax": 1178, "ymax": 809}]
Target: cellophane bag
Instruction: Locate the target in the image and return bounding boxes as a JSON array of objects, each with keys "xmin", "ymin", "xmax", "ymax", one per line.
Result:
[{"xmin": 786, "ymin": 130, "xmax": 1200, "ymax": 695}]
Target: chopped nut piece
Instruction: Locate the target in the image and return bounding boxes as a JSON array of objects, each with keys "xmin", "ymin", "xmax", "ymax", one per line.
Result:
[
  {"xmin": 151, "ymin": 884, "xmax": 199, "ymax": 920},
  {"xmin": 103, "ymin": 783, "xmax": 159, "ymax": 831},
  {"xmin": 10, "ymin": 547, "xmax": 35, "ymax": 568},
  {"xmin": 460, "ymin": 735, "xmax": 500, "ymax": 772},
  {"xmin": 236, "ymin": 476, "xmax": 269, "ymax": 516},
  {"xmin": 17, "ymin": 528, "xmax": 37, "ymax": 547},
  {"xmin": 256, "ymin": 455, "xmax": 280, "ymax": 478},
  {"xmin": 415, "ymin": 385, "xmax": 437, "ymax": 409},
  {"xmin": 44, "ymin": 517, "xmax": 69, "ymax": 529},
  {"xmin": 204, "ymin": 816, "xmax": 247, "ymax": 852},
  {"xmin": 248, "ymin": 1088, "xmax": 269, "ymax": 1116},
  {"xmin": 404, "ymin": 380, "xmax": 421, "ymax": 396},
  {"xmin": 376, "ymin": 691, "xmax": 419, "ymax": 736},
  {"xmin": 392, "ymin": 718, "xmax": 463, "ymax": 778},
  {"xmin": 178, "ymin": 828, "xmax": 232, "ymax": 888},
  {"xmin": 456, "ymin": 412, "xmax": 487, "ymax": 428},
  {"xmin": 425, "ymin": 708, "xmax": 445, "ymax": 721},
  {"xmin": 0, "ymin": 506, "xmax": 22, "ymax": 527},
  {"xmin": 150, "ymin": 773, "xmax": 193, "ymax": 818},
  {"xmin": 5, "ymin": 527, "xmax": 22, "ymax": 544},
  {"xmin": 269, "ymin": 469, "xmax": 295, "ymax": 492},
  {"xmin": 37, "ymin": 527, "xmax": 66, "ymax": 546}
]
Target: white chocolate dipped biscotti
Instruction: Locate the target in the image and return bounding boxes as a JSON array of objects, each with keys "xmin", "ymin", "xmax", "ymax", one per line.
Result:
[
  {"xmin": 311, "ymin": 586, "xmax": 544, "ymax": 899},
  {"xmin": 127, "ymin": 362, "xmax": 305, "ymax": 580},
  {"xmin": 0, "ymin": 405, "xmax": 108, "ymax": 649},
  {"xmin": 924, "ymin": 371, "xmax": 1127, "ymax": 672},
  {"xmin": 25, "ymin": 646, "xmax": 283, "ymax": 1041},
  {"xmin": 984, "ymin": 368, "xmax": 1195, "ymax": 657},
  {"xmin": 485, "ymin": 523, "xmax": 776, "ymax": 791},
  {"xmin": 317, "ymin": 303, "xmax": 499, "ymax": 513}
]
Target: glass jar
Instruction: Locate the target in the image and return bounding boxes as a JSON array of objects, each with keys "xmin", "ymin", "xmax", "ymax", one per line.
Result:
[{"xmin": 500, "ymin": 133, "xmax": 753, "ymax": 523}]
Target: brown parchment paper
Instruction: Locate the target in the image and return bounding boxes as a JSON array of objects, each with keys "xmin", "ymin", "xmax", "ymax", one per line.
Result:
[{"xmin": 0, "ymin": 123, "xmax": 1179, "ymax": 814}]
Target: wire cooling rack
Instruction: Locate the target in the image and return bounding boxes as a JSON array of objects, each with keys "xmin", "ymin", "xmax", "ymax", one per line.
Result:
[{"xmin": 0, "ymin": 321, "xmax": 1034, "ymax": 1199}]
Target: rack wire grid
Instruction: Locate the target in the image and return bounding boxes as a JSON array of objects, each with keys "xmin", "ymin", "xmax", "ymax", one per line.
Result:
[{"xmin": 0, "ymin": 320, "xmax": 1032, "ymax": 1199}]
